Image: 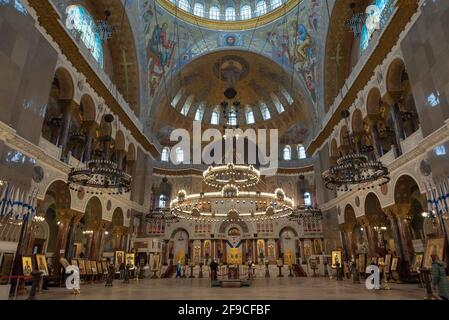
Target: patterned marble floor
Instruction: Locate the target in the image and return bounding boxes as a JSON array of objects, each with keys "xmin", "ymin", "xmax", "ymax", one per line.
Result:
[{"xmin": 29, "ymin": 277, "xmax": 426, "ymax": 300}]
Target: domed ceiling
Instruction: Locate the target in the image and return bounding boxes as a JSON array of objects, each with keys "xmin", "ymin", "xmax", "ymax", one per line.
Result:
[
  {"xmin": 149, "ymin": 50, "xmax": 314, "ymax": 145},
  {"xmin": 140, "ymin": 0, "xmax": 326, "ymax": 146}
]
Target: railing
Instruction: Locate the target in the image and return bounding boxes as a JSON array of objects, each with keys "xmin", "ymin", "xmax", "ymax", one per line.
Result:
[
  {"xmin": 325, "ymin": 0, "xmax": 398, "ymax": 120},
  {"xmin": 38, "ymin": 137, "xmax": 62, "ymax": 160},
  {"xmin": 49, "ymin": 0, "xmax": 143, "ymax": 132},
  {"xmin": 401, "ymin": 128, "xmax": 423, "ymax": 154}
]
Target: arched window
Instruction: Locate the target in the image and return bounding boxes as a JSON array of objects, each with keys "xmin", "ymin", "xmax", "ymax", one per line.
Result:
[
  {"xmin": 260, "ymin": 102, "xmax": 271, "ymax": 120},
  {"xmin": 181, "ymin": 95, "xmax": 194, "ymax": 116},
  {"xmin": 271, "ymin": 0, "xmax": 282, "ymax": 9},
  {"xmin": 195, "ymin": 104, "xmax": 205, "ymax": 121},
  {"xmin": 283, "ymin": 146, "xmax": 291, "ymax": 160},
  {"xmin": 227, "ymin": 109, "xmax": 237, "ymax": 126},
  {"xmin": 225, "ymin": 7, "xmax": 236, "ymax": 21},
  {"xmin": 161, "ymin": 147, "xmax": 170, "ymax": 162},
  {"xmin": 176, "ymin": 147, "xmax": 184, "ymax": 163},
  {"xmin": 304, "ymin": 192, "xmax": 312, "ymax": 206},
  {"xmin": 193, "ymin": 2, "xmax": 204, "ymax": 16},
  {"xmin": 211, "ymin": 110, "xmax": 220, "ymax": 125},
  {"xmin": 240, "ymin": 5, "xmax": 252, "ymax": 19},
  {"xmin": 255, "ymin": 0, "xmax": 267, "ymax": 16},
  {"xmin": 65, "ymin": 5, "xmax": 103, "ymax": 68},
  {"xmin": 159, "ymin": 195, "xmax": 168, "ymax": 209},
  {"xmin": 280, "ymin": 86, "xmax": 294, "ymax": 105},
  {"xmin": 209, "ymin": 6, "xmax": 220, "ymax": 20},
  {"xmin": 271, "ymin": 93, "xmax": 285, "ymax": 113},
  {"xmin": 178, "ymin": 0, "xmax": 190, "ymax": 11},
  {"xmin": 360, "ymin": 0, "xmax": 390, "ymax": 52},
  {"xmin": 298, "ymin": 145, "xmax": 306, "ymax": 159},
  {"xmin": 246, "ymin": 108, "xmax": 255, "ymax": 124}
]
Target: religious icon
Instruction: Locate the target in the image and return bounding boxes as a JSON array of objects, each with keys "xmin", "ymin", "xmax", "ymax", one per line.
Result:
[
  {"xmin": 331, "ymin": 251, "xmax": 342, "ymax": 269},
  {"xmin": 22, "ymin": 256, "xmax": 33, "ymax": 276},
  {"xmin": 412, "ymin": 253, "xmax": 424, "ymax": 272},
  {"xmin": 91, "ymin": 261, "xmax": 98, "ymax": 275},
  {"xmin": 36, "ymin": 254, "xmax": 48, "ymax": 276},
  {"xmin": 96, "ymin": 262, "xmax": 103, "ymax": 275},
  {"xmin": 78, "ymin": 259, "xmax": 86, "ymax": 275},
  {"xmin": 125, "ymin": 253, "xmax": 135, "ymax": 269},
  {"xmin": 423, "ymin": 238, "xmax": 445, "ymax": 269},
  {"xmin": 115, "ymin": 251, "xmax": 124, "ymax": 266},
  {"xmin": 101, "ymin": 261, "xmax": 108, "ymax": 274},
  {"xmin": 85, "ymin": 261, "xmax": 93, "ymax": 275},
  {"xmin": 390, "ymin": 257, "xmax": 399, "ymax": 271}
]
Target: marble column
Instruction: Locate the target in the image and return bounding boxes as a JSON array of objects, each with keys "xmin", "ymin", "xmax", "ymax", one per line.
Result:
[
  {"xmin": 54, "ymin": 209, "xmax": 74, "ymax": 276},
  {"xmin": 58, "ymin": 100, "xmax": 77, "ymax": 149},
  {"xmin": 365, "ymin": 224, "xmax": 381, "ymax": 257},
  {"xmin": 389, "ymin": 104, "xmax": 404, "ymax": 156},
  {"xmin": 83, "ymin": 122, "xmax": 96, "ymax": 162},
  {"xmin": 387, "ymin": 214, "xmax": 404, "ymax": 259},
  {"xmin": 89, "ymin": 227, "xmax": 104, "ymax": 261}
]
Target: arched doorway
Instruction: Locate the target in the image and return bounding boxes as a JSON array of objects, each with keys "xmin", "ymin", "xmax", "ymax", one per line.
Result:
[
  {"xmin": 104, "ymin": 208, "xmax": 125, "ymax": 254},
  {"xmin": 170, "ymin": 229, "xmax": 189, "ymax": 265},
  {"xmin": 74, "ymin": 197, "xmax": 102, "ymax": 260},
  {"xmin": 393, "ymin": 175, "xmax": 426, "ymax": 266},
  {"xmin": 279, "ymin": 227, "xmax": 298, "ymax": 266},
  {"xmin": 364, "ymin": 193, "xmax": 393, "ymax": 256}
]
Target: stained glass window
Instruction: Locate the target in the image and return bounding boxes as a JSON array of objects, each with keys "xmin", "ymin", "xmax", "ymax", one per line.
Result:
[
  {"xmin": 0, "ymin": 0, "xmax": 28, "ymax": 15},
  {"xmin": 65, "ymin": 5, "xmax": 104, "ymax": 68},
  {"xmin": 360, "ymin": 0, "xmax": 391, "ymax": 53}
]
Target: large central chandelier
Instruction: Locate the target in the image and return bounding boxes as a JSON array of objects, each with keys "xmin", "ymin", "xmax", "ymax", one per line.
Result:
[
  {"xmin": 322, "ymin": 110, "xmax": 390, "ymax": 191},
  {"xmin": 171, "ymin": 164, "xmax": 294, "ymax": 222}
]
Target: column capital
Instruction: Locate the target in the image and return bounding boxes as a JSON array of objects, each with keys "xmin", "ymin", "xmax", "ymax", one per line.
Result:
[{"xmin": 56, "ymin": 209, "xmax": 74, "ymax": 224}]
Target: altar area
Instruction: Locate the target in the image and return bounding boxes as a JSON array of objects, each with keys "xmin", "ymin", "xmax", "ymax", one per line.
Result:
[{"xmin": 212, "ymin": 264, "xmax": 251, "ymax": 288}]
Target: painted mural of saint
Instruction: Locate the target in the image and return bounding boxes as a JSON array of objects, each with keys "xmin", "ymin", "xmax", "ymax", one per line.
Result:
[{"xmin": 147, "ymin": 23, "xmax": 176, "ymax": 97}]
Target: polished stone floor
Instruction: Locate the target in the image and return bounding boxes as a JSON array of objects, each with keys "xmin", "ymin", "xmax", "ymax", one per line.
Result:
[{"xmin": 29, "ymin": 277, "xmax": 426, "ymax": 300}]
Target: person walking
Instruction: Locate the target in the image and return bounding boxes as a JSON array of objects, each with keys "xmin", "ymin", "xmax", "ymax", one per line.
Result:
[
  {"xmin": 210, "ymin": 259, "xmax": 218, "ymax": 281},
  {"xmin": 430, "ymin": 254, "xmax": 449, "ymax": 300}
]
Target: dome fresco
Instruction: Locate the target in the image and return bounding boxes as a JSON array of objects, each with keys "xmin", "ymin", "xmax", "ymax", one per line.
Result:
[{"xmin": 141, "ymin": 0, "xmax": 325, "ymax": 136}]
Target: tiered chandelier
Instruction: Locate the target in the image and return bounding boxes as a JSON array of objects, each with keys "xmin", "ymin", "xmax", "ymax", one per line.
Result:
[
  {"xmin": 322, "ymin": 110, "xmax": 390, "ymax": 191},
  {"xmin": 171, "ymin": 164, "xmax": 294, "ymax": 222},
  {"xmin": 289, "ymin": 205, "xmax": 324, "ymax": 222},
  {"xmin": 67, "ymin": 114, "xmax": 132, "ymax": 195}
]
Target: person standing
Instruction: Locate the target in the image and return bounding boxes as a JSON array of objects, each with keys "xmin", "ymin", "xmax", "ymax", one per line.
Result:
[
  {"xmin": 430, "ymin": 254, "xmax": 449, "ymax": 300},
  {"xmin": 176, "ymin": 261, "xmax": 182, "ymax": 279},
  {"xmin": 105, "ymin": 259, "xmax": 114, "ymax": 287},
  {"xmin": 210, "ymin": 259, "xmax": 218, "ymax": 281}
]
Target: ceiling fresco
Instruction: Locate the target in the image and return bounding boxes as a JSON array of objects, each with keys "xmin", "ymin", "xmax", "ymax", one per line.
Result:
[{"xmin": 140, "ymin": 0, "xmax": 326, "ymax": 129}]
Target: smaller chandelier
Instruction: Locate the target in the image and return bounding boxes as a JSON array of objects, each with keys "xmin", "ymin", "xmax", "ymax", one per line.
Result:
[
  {"xmin": 322, "ymin": 110, "xmax": 390, "ymax": 191},
  {"xmin": 203, "ymin": 163, "xmax": 260, "ymax": 189},
  {"xmin": 289, "ymin": 205, "xmax": 324, "ymax": 222},
  {"xmin": 322, "ymin": 153, "xmax": 390, "ymax": 191},
  {"xmin": 68, "ymin": 159, "xmax": 132, "ymax": 194}
]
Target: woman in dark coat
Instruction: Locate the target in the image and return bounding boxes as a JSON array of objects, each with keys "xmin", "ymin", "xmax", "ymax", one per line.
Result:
[
  {"xmin": 431, "ymin": 254, "xmax": 449, "ymax": 300},
  {"xmin": 105, "ymin": 260, "xmax": 114, "ymax": 287}
]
